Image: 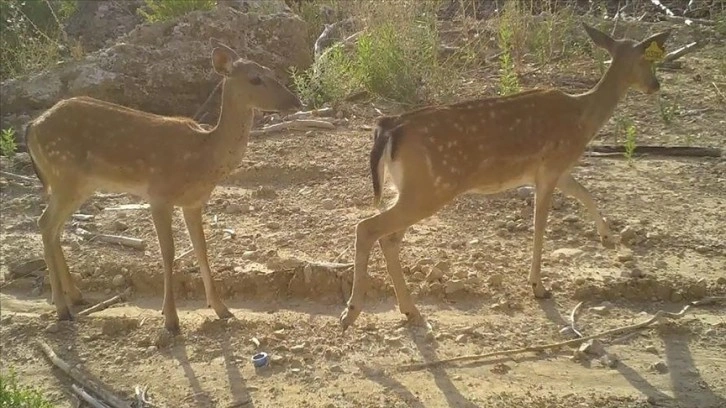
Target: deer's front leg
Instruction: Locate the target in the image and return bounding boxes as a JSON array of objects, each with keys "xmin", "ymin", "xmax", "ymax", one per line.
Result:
[
  {"xmin": 151, "ymin": 204, "xmax": 180, "ymax": 334},
  {"xmin": 182, "ymin": 206, "xmax": 233, "ymax": 320}
]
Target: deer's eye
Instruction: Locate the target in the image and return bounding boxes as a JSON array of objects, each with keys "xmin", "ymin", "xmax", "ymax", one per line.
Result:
[{"xmin": 250, "ymin": 76, "xmax": 262, "ymax": 85}]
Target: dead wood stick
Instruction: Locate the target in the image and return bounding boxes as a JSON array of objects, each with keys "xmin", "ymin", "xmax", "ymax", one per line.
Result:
[
  {"xmin": 36, "ymin": 340, "xmax": 132, "ymax": 408},
  {"xmin": 285, "ymin": 107, "xmax": 334, "ymax": 120},
  {"xmin": 75, "ymin": 228, "xmax": 146, "ymax": 250},
  {"xmin": 0, "ymin": 171, "xmax": 39, "ymax": 184},
  {"xmin": 77, "ymin": 288, "xmax": 132, "ymax": 317},
  {"xmin": 659, "ymin": 14, "xmax": 716, "ymax": 26},
  {"xmin": 660, "ymin": 41, "xmax": 707, "ymax": 65},
  {"xmin": 251, "ymin": 119, "xmax": 335, "ymax": 136},
  {"xmin": 397, "ymin": 297, "xmax": 725, "ymax": 371},
  {"xmin": 103, "ymin": 204, "xmax": 150, "ymax": 211},
  {"xmin": 569, "ymin": 301, "xmax": 584, "ymax": 338},
  {"xmin": 174, "ymin": 230, "xmax": 218, "ymax": 263},
  {"xmin": 586, "ymin": 145, "xmax": 721, "ymax": 158},
  {"xmin": 713, "ymin": 82, "xmax": 725, "ymax": 103},
  {"xmin": 71, "ymin": 384, "xmax": 109, "ymax": 408}
]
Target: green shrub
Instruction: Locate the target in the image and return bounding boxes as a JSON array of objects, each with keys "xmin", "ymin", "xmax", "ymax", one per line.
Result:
[
  {"xmin": 0, "ymin": 0, "xmax": 78, "ymax": 81},
  {"xmin": 0, "ymin": 370, "xmax": 54, "ymax": 408},
  {"xmin": 138, "ymin": 0, "xmax": 215, "ymax": 23},
  {"xmin": 1, "ymin": 128, "xmax": 17, "ymax": 158}
]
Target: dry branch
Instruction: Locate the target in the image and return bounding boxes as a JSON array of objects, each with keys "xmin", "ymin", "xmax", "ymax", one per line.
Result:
[
  {"xmin": 713, "ymin": 82, "xmax": 725, "ymax": 103},
  {"xmin": 251, "ymin": 119, "xmax": 335, "ymax": 136},
  {"xmin": 77, "ymin": 288, "xmax": 132, "ymax": 317},
  {"xmin": 569, "ymin": 301, "xmax": 584, "ymax": 338},
  {"xmin": 660, "ymin": 41, "xmax": 707, "ymax": 65},
  {"xmin": 75, "ymin": 228, "xmax": 146, "ymax": 250},
  {"xmin": 103, "ymin": 204, "xmax": 150, "ymax": 211},
  {"xmin": 0, "ymin": 171, "xmax": 39, "ymax": 184},
  {"xmin": 586, "ymin": 145, "xmax": 721, "ymax": 158},
  {"xmin": 71, "ymin": 384, "xmax": 109, "ymax": 408},
  {"xmin": 37, "ymin": 340, "xmax": 132, "ymax": 408},
  {"xmin": 658, "ymin": 14, "xmax": 716, "ymax": 26},
  {"xmin": 397, "ymin": 297, "xmax": 725, "ymax": 371}
]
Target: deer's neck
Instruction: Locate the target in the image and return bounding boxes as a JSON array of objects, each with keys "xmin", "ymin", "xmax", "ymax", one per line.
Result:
[
  {"xmin": 578, "ymin": 58, "xmax": 633, "ymax": 140},
  {"xmin": 210, "ymin": 78, "xmax": 255, "ymax": 164}
]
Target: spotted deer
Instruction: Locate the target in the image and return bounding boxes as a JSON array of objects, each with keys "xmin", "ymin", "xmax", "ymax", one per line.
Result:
[
  {"xmin": 26, "ymin": 39, "xmax": 302, "ymax": 333},
  {"xmin": 340, "ymin": 24, "xmax": 671, "ymax": 330}
]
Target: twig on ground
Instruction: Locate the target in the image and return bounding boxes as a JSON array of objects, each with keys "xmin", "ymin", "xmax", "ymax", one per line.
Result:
[
  {"xmin": 103, "ymin": 204, "xmax": 150, "ymax": 211},
  {"xmin": 569, "ymin": 301, "xmax": 584, "ymax": 338},
  {"xmin": 585, "ymin": 145, "xmax": 721, "ymax": 158},
  {"xmin": 713, "ymin": 82, "xmax": 725, "ymax": 103},
  {"xmin": 659, "ymin": 41, "xmax": 707, "ymax": 66},
  {"xmin": 77, "ymin": 288, "xmax": 132, "ymax": 317},
  {"xmin": 75, "ymin": 228, "xmax": 146, "ymax": 250},
  {"xmin": 0, "ymin": 171, "xmax": 39, "ymax": 184},
  {"xmin": 36, "ymin": 340, "xmax": 132, "ymax": 408},
  {"xmin": 397, "ymin": 297, "xmax": 725, "ymax": 371},
  {"xmin": 71, "ymin": 384, "xmax": 109, "ymax": 408},
  {"xmin": 251, "ymin": 119, "xmax": 335, "ymax": 136},
  {"xmin": 658, "ymin": 14, "xmax": 716, "ymax": 26}
]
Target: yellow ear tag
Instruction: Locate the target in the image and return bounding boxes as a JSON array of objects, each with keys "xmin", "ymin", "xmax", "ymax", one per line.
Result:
[{"xmin": 644, "ymin": 41, "xmax": 665, "ymax": 62}]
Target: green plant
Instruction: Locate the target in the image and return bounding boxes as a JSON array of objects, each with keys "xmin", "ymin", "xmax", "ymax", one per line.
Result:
[
  {"xmin": 497, "ymin": 10, "xmax": 520, "ymax": 96},
  {"xmin": 0, "ymin": 128, "xmax": 17, "ymax": 158},
  {"xmin": 0, "ymin": 370, "xmax": 54, "ymax": 408},
  {"xmin": 0, "ymin": 0, "xmax": 78, "ymax": 80},
  {"xmin": 138, "ymin": 0, "xmax": 215, "ymax": 23},
  {"xmin": 658, "ymin": 96, "xmax": 680, "ymax": 124},
  {"xmin": 623, "ymin": 122, "xmax": 637, "ymax": 163},
  {"xmin": 290, "ymin": 45, "xmax": 355, "ymax": 108}
]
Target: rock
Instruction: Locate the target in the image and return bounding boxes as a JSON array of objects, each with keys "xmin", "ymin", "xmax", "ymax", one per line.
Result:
[
  {"xmin": 412, "ymin": 271, "xmax": 425, "ymax": 281},
  {"xmin": 321, "ymin": 198, "xmax": 335, "ymax": 210},
  {"xmin": 454, "ymin": 269, "xmax": 468, "ymax": 279},
  {"xmin": 670, "ymin": 291, "xmax": 683, "ymax": 302},
  {"xmin": 654, "ymin": 260, "xmax": 668, "ymax": 269},
  {"xmin": 563, "ymin": 214, "xmax": 579, "ymax": 223},
  {"xmin": 45, "ymin": 322, "xmax": 61, "ymax": 333},
  {"xmin": 444, "ymin": 279, "xmax": 466, "ymax": 294},
  {"xmin": 579, "ymin": 339, "xmax": 605, "ymax": 356},
  {"xmin": 551, "ymin": 248, "xmax": 584, "ymax": 260},
  {"xmin": 600, "ymin": 353, "xmax": 619, "ymax": 368},
  {"xmin": 645, "ymin": 345, "xmax": 658, "ymax": 355},
  {"xmin": 650, "ymin": 361, "xmax": 669, "ymax": 374},
  {"xmin": 616, "ymin": 249, "xmax": 634, "ymax": 263},
  {"xmin": 7, "ymin": 258, "xmax": 47, "ymax": 279},
  {"xmin": 589, "ymin": 305, "xmax": 610, "ymax": 316},
  {"xmin": 290, "ymin": 343, "xmax": 306, "ymax": 353},
  {"xmin": 487, "ymin": 274, "xmax": 504, "ymax": 287},
  {"xmin": 112, "ymin": 274, "xmax": 126, "ymax": 288},
  {"xmin": 266, "ymin": 255, "xmax": 304, "ymax": 270},
  {"xmin": 718, "ymin": 276, "xmax": 726, "ymax": 285},
  {"xmin": 225, "ymin": 203, "xmax": 244, "ymax": 214},
  {"xmin": 620, "ymin": 226, "xmax": 637, "ymax": 245},
  {"xmin": 455, "ymin": 334, "xmax": 468, "ymax": 343},
  {"xmin": 516, "ymin": 186, "xmax": 534, "ymax": 199},
  {"xmin": 688, "ymin": 278, "xmax": 708, "ymax": 299},
  {"xmin": 434, "ymin": 261, "xmax": 451, "ymax": 273},
  {"xmin": 425, "ymin": 267, "xmax": 444, "ymax": 282},
  {"xmin": 1, "ymin": 6, "xmax": 311, "ymax": 126}
]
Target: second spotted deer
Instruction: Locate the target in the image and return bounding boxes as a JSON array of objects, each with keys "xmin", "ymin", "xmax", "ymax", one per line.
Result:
[{"xmin": 340, "ymin": 24, "xmax": 671, "ymax": 330}]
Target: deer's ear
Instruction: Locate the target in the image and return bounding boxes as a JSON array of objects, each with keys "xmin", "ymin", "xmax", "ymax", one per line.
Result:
[
  {"xmin": 212, "ymin": 47, "xmax": 236, "ymax": 76},
  {"xmin": 583, "ymin": 23, "xmax": 616, "ymax": 55}
]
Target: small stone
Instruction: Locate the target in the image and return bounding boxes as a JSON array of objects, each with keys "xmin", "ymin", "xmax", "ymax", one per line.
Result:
[
  {"xmin": 455, "ymin": 334, "xmax": 468, "ymax": 343},
  {"xmin": 651, "ymin": 361, "xmax": 669, "ymax": 374},
  {"xmin": 321, "ymin": 198, "xmax": 335, "ymax": 210},
  {"xmin": 146, "ymin": 346, "xmax": 157, "ymax": 354},
  {"xmin": 224, "ymin": 203, "xmax": 244, "ymax": 214},
  {"xmin": 645, "ymin": 345, "xmax": 658, "ymax": 355},
  {"xmin": 688, "ymin": 278, "xmax": 708, "ymax": 298},
  {"xmin": 617, "ymin": 249, "xmax": 634, "ymax": 262},
  {"xmin": 290, "ymin": 343, "xmax": 306, "ymax": 353},
  {"xmin": 579, "ymin": 339, "xmax": 605, "ymax": 356},
  {"xmin": 589, "ymin": 305, "xmax": 610, "ymax": 316},
  {"xmin": 516, "ymin": 186, "xmax": 534, "ymax": 199},
  {"xmin": 670, "ymin": 291, "xmax": 683, "ymax": 302},
  {"xmin": 654, "ymin": 260, "xmax": 668, "ymax": 269},
  {"xmin": 412, "ymin": 272, "xmax": 425, "ymax": 281},
  {"xmin": 620, "ymin": 226, "xmax": 637, "ymax": 245},
  {"xmin": 717, "ymin": 276, "xmax": 726, "ymax": 285},
  {"xmin": 600, "ymin": 353, "xmax": 619, "ymax": 368},
  {"xmin": 45, "ymin": 322, "xmax": 60, "ymax": 333},
  {"xmin": 429, "ymin": 282, "xmax": 442, "ymax": 292},
  {"xmin": 551, "ymin": 248, "xmax": 584, "ymax": 260},
  {"xmin": 444, "ymin": 279, "xmax": 466, "ymax": 294},
  {"xmin": 434, "ymin": 261, "xmax": 451, "ymax": 273},
  {"xmin": 266, "ymin": 222, "xmax": 281, "ymax": 230},
  {"xmin": 488, "ymin": 274, "xmax": 503, "ymax": 287},
  {"xmin": 384, "ymin": 335, "xmax": 403, "ymax": 346},
  {"xmin": 425, "ymin": 267, "xmax": 444, "ymax": 282},
  {"xmin": 270, "ymin": 355, "xmax": 285, "ymax": 364},
  {"xmin": 112, "ymin": 274, "xmax": 125, "ymax": 288},
  {"xmin": 112, "ymin": 220, "xmax": 128, "ymax": 231},
  {"xmin": 454, "ymin": 269, "xmax": 468, "ymax": 279},
  {"xmin": 563, "ymin": 214, "xmax": 579, "ymax": 223}
]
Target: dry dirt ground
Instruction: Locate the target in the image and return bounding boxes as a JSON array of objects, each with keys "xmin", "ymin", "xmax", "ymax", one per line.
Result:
[{"xmin": 1, "ymin": 24, "xmax": 725, "ymax": 408}]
